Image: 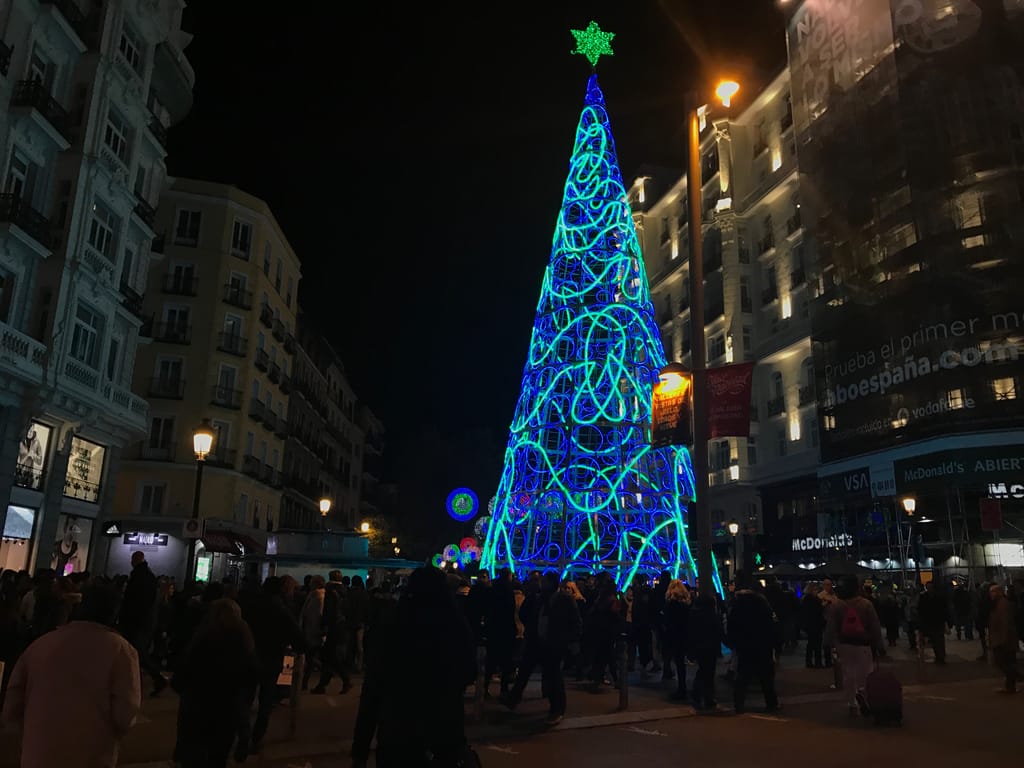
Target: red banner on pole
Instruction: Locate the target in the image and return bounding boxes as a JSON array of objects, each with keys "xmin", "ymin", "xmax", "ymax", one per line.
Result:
[
  {"xmin": 980, "ymin": 498, "xmax": 1003, "ymax": 532},
  {"xmin": 705, "ymin": 363, "xmax": 755, "ymax": 438}
]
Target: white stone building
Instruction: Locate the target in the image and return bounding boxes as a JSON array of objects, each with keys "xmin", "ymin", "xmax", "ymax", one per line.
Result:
[{"xmin": 0, "ymin": 0, "xmax": 194, "ymax": 574}]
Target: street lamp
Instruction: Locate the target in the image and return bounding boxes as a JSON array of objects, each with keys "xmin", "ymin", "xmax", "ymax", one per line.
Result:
[
  {"xmin": 360, "ymin": 521, "xmax": 370, "ymax": 533},
  {"xmin": 319, "ymin": 498, "xmax": 331, "ymax": 530},
  {"xmin": 185, "ymin": 418, "xmax": 215, "ymax": 583},
  {"xmin": 684, "ymin": 78, "xmax": 740, "ymax": 598},
  {"xmin": 727, "ymin": 519, "xmax": 740, "ymax": 582},
  {"xmin": 901, "ymin": 497, "xmax": 916, "ymax": 516}
]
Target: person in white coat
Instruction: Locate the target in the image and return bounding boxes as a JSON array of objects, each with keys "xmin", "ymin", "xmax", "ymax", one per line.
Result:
[{"xmin": 2, "ymin": 584, "xmax": 141, "ymax": 768}]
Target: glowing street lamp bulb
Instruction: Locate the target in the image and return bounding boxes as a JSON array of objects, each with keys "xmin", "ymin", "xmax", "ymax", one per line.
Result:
[
  {"xmin": 360, "ymin": 521, "xmax": 370, "ymax": 533},
  {"xmin": 901, "ymin": 497, "xmax": 916, "ymax": 515},
  {"xmin": 319, "ymin": 498, "xmax": 331, "ymax": 516},
  {"xmin": 715, "ymin": 80, "xmax": 740, "ymax": 108},
  {"xmin": 192, "ymin": 418, "xmax": 215, "ymax": 461},
  {"xmin": 727, "ymin": 520, "xmax": 740, "ymax": 536}
]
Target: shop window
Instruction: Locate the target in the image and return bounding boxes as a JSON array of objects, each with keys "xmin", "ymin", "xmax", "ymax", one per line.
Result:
[
  {"xmin": 15, "ymin": 421, "xmax": 50, "ymax": 490},
  {"xmin": 64, "ymin": 437, "xmax": 105, "ymax": 503},
  {"xmin": 992, "ymin": 377, "xmax": 1017, "ymax": 401},
  {"xmin": 52, "ymin": 514, "xmax": 93, "ymax": 576}
]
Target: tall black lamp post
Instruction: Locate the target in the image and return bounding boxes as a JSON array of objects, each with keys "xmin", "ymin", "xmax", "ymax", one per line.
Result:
[{"xmin": 184, "ymin": 418, "xmax": 215, "ymax": 583}]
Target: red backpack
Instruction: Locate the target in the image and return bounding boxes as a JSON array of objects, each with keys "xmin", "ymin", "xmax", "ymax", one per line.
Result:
[{"xmin": 839, "ymin": 603, "xmax": 868, "ymax": 645}]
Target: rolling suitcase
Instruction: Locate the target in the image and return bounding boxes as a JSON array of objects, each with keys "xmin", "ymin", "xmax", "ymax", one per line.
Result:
[{"xmin": 863, "ymin": 667, "xmax": 902, "ymax": 726}]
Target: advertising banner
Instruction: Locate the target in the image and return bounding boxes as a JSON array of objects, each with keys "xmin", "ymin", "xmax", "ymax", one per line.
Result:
[
  {"xmin": 651, "ymin": 371, "xmax": 693, "ymax": 448},
  {"xmin": 706, "ymin": 363, "xmax": 754, "ymax": 439},
  {"xmin": 893, "ymin": 444, "xmax": 1024, "ymax": 492}
]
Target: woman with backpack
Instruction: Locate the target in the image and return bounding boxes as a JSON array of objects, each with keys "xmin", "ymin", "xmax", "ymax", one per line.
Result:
[{"xmin": 824, "ymin": 576, "xmax": 885, "ymax": 716}]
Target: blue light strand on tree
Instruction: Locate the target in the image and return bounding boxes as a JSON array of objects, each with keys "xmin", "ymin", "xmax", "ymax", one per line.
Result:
[{"xmin": 481, "ymin": 74, "xmax": 720, "ymax": 594}]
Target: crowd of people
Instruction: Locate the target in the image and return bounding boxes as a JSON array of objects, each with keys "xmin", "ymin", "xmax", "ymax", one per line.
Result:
[{"xmin": 0, "ymin": 551, "xmax": 1021, "ymax": 767}]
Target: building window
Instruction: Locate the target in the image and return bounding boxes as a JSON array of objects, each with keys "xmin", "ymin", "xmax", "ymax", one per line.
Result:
[
  {"xmin": 742, "ymin": 325, "xmax": 752, "ymax": 358},
  {"xmin": 286, "ymin": 276, "xmax": 293, "ymax": 308},
  {"xmin": 708, "ymin": 334, "xmax": 726, "ymax": 362},
  {"xmin": 149, "ymin": 416, "xmax": 174, "ymax": 449},
  {"xmin": 87, "ymin": 201, "xmax": 119, "ymax": 259},
  {"xmin": 5, "ymin": 149, "xmax": 39, "ymax": 206},
  {"xmin": 824, "ymin": 414, "xmax": 836, "ymax": 431},
  {"xmin": 946, "ymin": 388, "xmax": 965, "ymax": 409},
  {"xmin": 70, "ymin": 303, "xmax": 102, "ymax": 367},
  {"xmin": 992, "ymin": 377, "xmax": 1017, "ymax": 401},
  {"xmin": 105, "ymin": 335, "xmax": 120, "ymax": 381},
  {"xmin": 275, "ymin": 260, "xmax": 282, "ymax": 292},
  {"xmin": 232, "ymin": 220, "xmax": 252, "ymax": 258},
  {"xmin": 236, "ymin": 493, "xmax": 249, "ymax": 524},
  {"xmin": 263, "ymin": 243, "xmax": 271, "ymax": 276},
  {"xmin": 104, "ymin": 108, "xmax": 131, "ymax": 164},
  {"xmin": 711, "ymin": 440, "xmax": 730, "ymax": 471},
  {"xmin": 746, "ymin": 436, "xmax": 757, "ymax": 465},
  {"xmin": 245, "ymin": 432, "xmax": 254, "ymax": 456},
  {"xmin": 118, "ymin": 22, "xmax": 144, "ymax": 74},
  {"xmin": 174, "ymin": 209, "xmax": 201, "ymax": 246},
  {"xmin": 807, "ymin": 416, "xmax": 819, "ymax": 447},
  {"xmin": 139, "ymin": 484, "xmax": 165, "ymax": 515},
  {"xmin": 771, "ymin": 371, "xmax": 784, "ymax": 401}
]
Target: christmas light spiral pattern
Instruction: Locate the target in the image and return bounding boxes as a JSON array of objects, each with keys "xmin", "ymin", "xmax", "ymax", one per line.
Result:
[{"xmin": 482, "ymin": 75, "xmax": 719, "ymax": 593}]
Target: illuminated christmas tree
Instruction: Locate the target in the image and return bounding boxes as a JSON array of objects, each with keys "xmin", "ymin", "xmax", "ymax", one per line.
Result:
[{"xmin": 482, "ymin": 24, "xmax": 710, "ymax": 589}]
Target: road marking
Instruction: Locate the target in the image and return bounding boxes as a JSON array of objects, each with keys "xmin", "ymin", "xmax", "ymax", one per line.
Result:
[
  {"xmin": 747, "ymin": 714, "xmax": 789, "ymax": 722},
  {"xmin": 624, "ymin": 725, "xmax": 667, "ymax": 736},
  {"xmin": 486, "ymin": 745, "xmax": 520, "ymax": 755}
]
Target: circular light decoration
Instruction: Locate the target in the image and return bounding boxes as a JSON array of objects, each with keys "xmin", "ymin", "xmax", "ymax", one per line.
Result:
[
  {"xmin": 447, "ymin": 487, "xmax": 479, "ymax": 522},
  {"xmin": 474, "ymin": 516, "xmax": 491, "ymax": 538},
  {"xmin": 442, "ymin": 544, "xmax": 460, "ymax": 562},
  {"xmin": 487, "ymin": 496, "xmax": 497, "ymax": 514},
  {"xmin": 431, "ymin": 554, "xmax": 443, "ymax": 568},
  {"xmin": 460, "ymin": 537, "xmax": 477, "ymax": 551}
]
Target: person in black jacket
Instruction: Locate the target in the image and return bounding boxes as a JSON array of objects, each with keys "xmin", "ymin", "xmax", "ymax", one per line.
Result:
[
  {"xmin": 801, "ymin": 583, "xmax": 826, "ymax": 668},
  {"xmin": 119, "ymin": 551, "xmax": 165, "ymax": 696},
  {"xmin": 917, "ymin": 580, "xmax": 950, "ymax": 664},
  {"xmin": 688, "ymin": 591, "xmax": 722, "ymax": 709},
  {"xmin": 502, "ymin": 571, "xmax": 582, "ymax": 725},
  {"xmin": 312, "ymin": 571, "xmax": 352, "ymax": 694},
  {"xmin": 727, "ymin": 572, "xmax": 779, "ymax": 713},
  {"xmin": 485, "ymin": 569, "xmax": 517, "ymax": 697},
  {"xmin": 243, "ymin": 576, "xmax": 304, "ymax": 751},
  {"xmin": 663, "ymin": 580, "xmax": 691, "ymax": 700}
]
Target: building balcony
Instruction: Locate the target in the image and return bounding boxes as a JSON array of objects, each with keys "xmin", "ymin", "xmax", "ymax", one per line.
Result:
[
  {"xmin": 118, "ymin": 281, "xmax": 145, "ymax": 320},
  {"xmin": 259, "ymin": 305, "xmax": 273, "ymax": 328},
  {"xmin": 263, "ymin": 410, "xmax": 278, "ymax": 433},
  {"xmin": 0, "ymin": 193, "xmax": 53, "ymax": 251},
  {"xmin": 791, "ymin": 267, "xmax": 806, "ymax": 287},
  {"xmin": 222, "ymin": 284, "xmax": 252, "ymax": 310},
  {"xmin": 103, "ymin": 383, "xmax": 148, "ymax": 421},
  {"xmin": 279, "ymin": 375, "xmax": 292, "ymax": 394},
  {"xmin": 11, "ymin": 80, "xmax": 71, "ymax": 144},
  {"xmin": 705, "ymin": 252, "xmax": 723, "ymax": 273},
  {"xmin": 41, "ymin": 0, "xmax": 89, "ymax": 44},
  {"xmin": 254, "ymin": 348, "xmax": 269, "ymax": 371},
  {"xmin": 740, "ymin": 295, "xmax": 752, "ymax": 313},
  {"xmin": 148, "ymin": 376, "xmax": 184, "ymax": 399},
  {"xmin": 766, "ymin": 396, "xmax": 786, "ymax": 417},
  {"xmin": 62, "ymin": 358, "xmax": 98, "ymax": 389},
  {"xmin": 131, "ymin": 443, "xmax": 176, "ymax": 462},
  {"xmin": 211, "ymin": 385, "xmax": 242, "ymax": 410},
  {"xmin": 241, "ymin": 454, "xmax": 262, "ymax": 479},
  {"xmin": 146, "ymin": 110, "xmax": 168, "ymax": 150},
  {"xmin": 738, "ymin": 246, "xmax": 751, "ymax": 264},
  {"xmin": 133, "ymin": 195, "xmax": 157, "ymax": 230},
  {"xmin": 162, "ymin": 273, "xmax": 197, "ymax": 296},
  {"xmin": 284, "ymin": 333, "xmax": 296, "ymax": 355},
  {"xmin": 285, "ymin": 474, "xmax": 321, "ymax": 502},
  {"xmin": 14, "ymin": 462, "xmax": 45, "ymax": 491},
  {"xmin": 0, "ymin": 40, "xmax": 11, "ymax": 77},
  {"xmin": 216, "ymin": 332, "xmax": 247, "ymax": 357},
  {"xmin": 272, "ymin": 318, "xmax": 286, "ymax": 342},
  {"xmin": 150, "ymin": 321, "xmax": 191, "ymax": 344},
  {"xmin": 248, "ymin": 397, "xmax": 265, "ymax": 421},
  {"xmin": 64, "ymin": 476, "xmax": 99, "ymax": 504},
  {"xmin": 274, "ymin": 418, "xmax": 288, "ymax": 439},
  {"xmin": 261, "ymin": 464, "xmax": 281, "ymax": 488},
  {"xmin": 678, "ymin": 294, "xmax": 690, "ymax": 313},
  {"xmin": 0, "ymin": 321, "xmax": 47, "ymax": 385},
  {"xmin": 151, "ymin": 234, "xmax": 166, "ymax": 255},
  {"xmin": 704, "ymin": 303, "xmax": 724, "ymax": 323},
  {"xmin": 761, "ymin": 287, "xmax": 778, "ymax": 306},
  {"xmin": 205, "ymin": 448, "xmax": 237, "ymax": 469},
  {"xmin": 786, "ymin": 215, "xmax": 803, "ymax": 237},
  {"xmin": 758, "ymin": 236, "xmax": 775, "ymax": 256},
  {"xmin": 267, "ymin": 361, "xmax": 281, "ymax": 384},
  {"xmin": 799, "ymin": 385, "xmax": 815, "ymax": 406}
]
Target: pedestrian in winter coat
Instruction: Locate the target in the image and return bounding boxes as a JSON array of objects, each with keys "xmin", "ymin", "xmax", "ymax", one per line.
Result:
[
  {"xmin": 917, "ymin": 580, "xmax": 950, "ymax": 664},
  {"xmin": 503, "ymin": 572, "xmax": 581, "ymax": 725},
  {"xmin": 988, "ymin": 584, "xmax": 1019, "ymax": 694},
  {"xmin": 688, "ymin": 592, "xmax": 722, "ymax": 709},
  {"xmin": 172, "ymin": 598, "xmax": 260, "ymax": 767},
  {"xmin": 663, "ymin": 580, "xmax": 691, "ymax": 699},
  {"xmin": 801, "ymin": 584, "xmax": 826, "ymax": 668},
  {"xmin": 824, "ymin": 576, "xmax": 885, "ymax": 714},
  {"xmin": 119, "ymin": 552, "xmax": 166, "ymax": 696},
  {"xmin": 2, "ymin": 584, "xmax": 141, "ymax": 768},
  {"xmin": 312, "ymin": 571, "xmax": 352, "ymax": 694},
  {"xmin": 726, "ymin": 573, "xmax": 779, "ymax": 713},
  {"xmin": 299, "ymin": 575, "xmax": 326, "ymax": 689},
  {"xmin": 242, "ymin": 576, "xmax": 305, "ymax": 750}
]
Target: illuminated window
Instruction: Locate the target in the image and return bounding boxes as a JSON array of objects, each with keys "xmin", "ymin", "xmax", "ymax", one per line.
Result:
[
  {"xmin": 992, "ymin": 377, "xmax": 1017, "ymax": 401},
  {"xmin": 746, "ymin": 436, "xmax": 757, "ymax": 465},
  {"xmin": 824, "ymin": 414, "xmax": 836, "ymax": 431},
  {"xmin": 946, "ymin": 388, "xmax": 964, "ymax": 409},
  {"xmin": 781, "ymin": 295, "xmax": 793, "ymax": 319},
  {"xmin": 789, "ymin": 418, "xmax": 801, "ymax": 441}
]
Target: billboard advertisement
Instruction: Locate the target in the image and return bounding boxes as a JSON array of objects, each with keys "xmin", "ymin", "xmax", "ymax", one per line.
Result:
[{"xmin": 789, "ymin": 0, "xmax": 1024, "ymax": 460}]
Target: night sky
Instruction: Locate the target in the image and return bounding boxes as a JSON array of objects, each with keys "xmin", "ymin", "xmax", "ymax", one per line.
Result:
[{"xmin": 170, "ymin": 1, "xmax": 787, "ymax": 547}]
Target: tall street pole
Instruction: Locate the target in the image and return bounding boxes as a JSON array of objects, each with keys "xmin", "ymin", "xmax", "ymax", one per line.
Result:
[
  {"xmin": 686, "ymin": 94, "xmax": 713, "ymax": 598},
  {"xmin": 184, "ymin": 459, "xmax": 204, "ymax": 582}
]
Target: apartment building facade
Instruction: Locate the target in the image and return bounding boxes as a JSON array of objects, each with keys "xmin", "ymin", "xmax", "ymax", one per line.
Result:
[
  {"xmin": 631, "ymin": 70, "xmax": 816, "ymax": 569},
  {"xmin": 0, "ymin": 0, "xmax": 193, "ymax": 575},
  {"xmin": 110, "ymin": 178, "xmax": 301, "ymax": 580}
]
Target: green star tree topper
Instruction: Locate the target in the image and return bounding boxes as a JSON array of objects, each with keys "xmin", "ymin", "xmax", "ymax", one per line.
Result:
[{"xmin": 571, "ymin": 20, "xmax": 615, "ymax": 68}]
